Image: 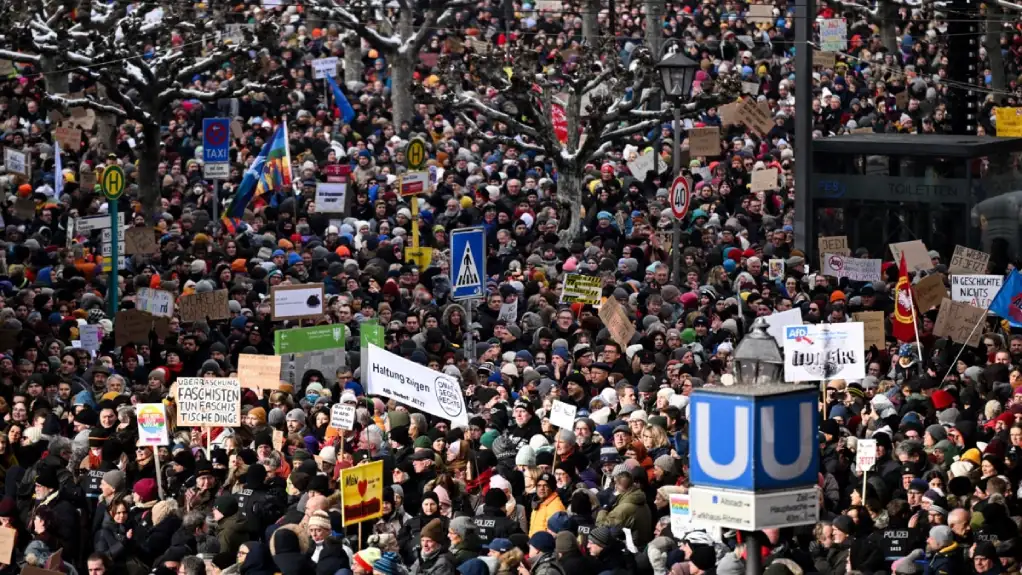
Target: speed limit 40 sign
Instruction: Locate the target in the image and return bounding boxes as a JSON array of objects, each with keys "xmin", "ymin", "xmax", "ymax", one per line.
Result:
[{"xmin": 669, "ymin": 175, "xmax": 690, "ymax": 219}]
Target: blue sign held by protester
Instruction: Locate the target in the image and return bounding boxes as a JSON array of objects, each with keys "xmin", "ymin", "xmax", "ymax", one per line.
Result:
[
  {"xmin": 689, "ymin": 386, "xmax": 819, "ymax": 491},
  {"xmin": 450, "ymin": 227, "xmax": 485, "ymax": 300}
]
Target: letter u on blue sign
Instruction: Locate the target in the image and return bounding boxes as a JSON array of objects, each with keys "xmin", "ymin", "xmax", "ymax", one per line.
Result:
[{"xmin": 688, "ymin": 389, "xmax": 819, "ymax": 491}]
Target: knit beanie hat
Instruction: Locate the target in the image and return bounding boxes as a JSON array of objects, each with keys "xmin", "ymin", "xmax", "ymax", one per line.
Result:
[
  {"xmin": 421, "ymin": 518, "xmax": 446, "ymax": 543},
  {"xmin": 354, "ymin": 548, "xmax": 382, "ymax": 572},
  {"xmin": 373, "ymin": 552, "xmax": 402, "ymax": 575},
  {"xmin": 554, "ymin": 531, "xmax": 576, "ymax": 554},
  {"xmin": 516, "ymin": 445, "xmax": 536, "ymax": 467},
  {"xmin": 102, "ymin": 469, "xmax": 125, "ymax": 492},
  {"xmin": 309, "ymin": 510, "xmax": 331, "ymax": 531}
]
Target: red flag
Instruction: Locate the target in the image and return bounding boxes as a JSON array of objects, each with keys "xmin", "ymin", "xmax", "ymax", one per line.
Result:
[
  {"xmin": 552, "ymin": 103, "xmax": 568, "ymax": 144},
  {"xmin": 892, "ymin": 253, "xmax": 916, "ymax": 343}
]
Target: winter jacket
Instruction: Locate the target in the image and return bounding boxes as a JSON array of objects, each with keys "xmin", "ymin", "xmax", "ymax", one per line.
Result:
[
  {"xmin": 473, "ymin": 505, "xmax": 523, "ymax": 544},
  {"xmin": 410, "ymin": 548, "xmax": 456, "ymax": 575},
  {"xmin": 596, "ymin": 487, "xmax": 653, "ymax": 549},
  {"xmin": 529, "ymin": 552, "xmax": 566, "ymax": 575},
  {"xmin": 927, "ymin": 542, "xmax": 967, "ymax": 575},
  {"xmin": 528, "ymin": 493, "xmax": 566, "ymax": 536},
  {"xmin": 94, "ymin": 514, "xmax": 134, "ymax": 563},
  {"xmin": 218, "ymin": 511, "xmax": 250, "ymax": 555}
]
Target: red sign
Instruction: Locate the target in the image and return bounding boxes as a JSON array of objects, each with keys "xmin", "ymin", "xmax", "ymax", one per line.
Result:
[
  {"xmin": 669, "ymin": 176, "xmax": 690, "ymax": 219},
  {"xmin": 401, "ymin": 171, "xmax": 429, "ymax": 196},
  {"xmin": 552, "ymin": 104, "xmax": 568, "ymax": 145},
  {"xmin": 325, "ymin": 164, "xmax": 349, "ymax": 183}
]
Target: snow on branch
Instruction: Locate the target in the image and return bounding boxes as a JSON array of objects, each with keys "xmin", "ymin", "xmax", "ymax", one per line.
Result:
[{"xmin": 44, "ymin": 94, "xmax": 126, "ymax": 117}]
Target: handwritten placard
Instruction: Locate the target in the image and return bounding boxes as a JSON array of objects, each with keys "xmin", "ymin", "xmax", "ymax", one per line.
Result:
[
  {"xmin": 54, "ymin": 126, "xmax": 82, "ymax": 152},
  {"xmin": 737, "ymin": 97, "xmax": 773, "ymax": 134},
  {"xmin": 125, "ymin": 227, "xmax": 158, "ymax": 255},
  {"xmin": 890, "ymin": 240, "xmax": 931, "ymax": 274},
  {"xmin": 273, "ymin": 429, "xmax": 285, "ymax": 452},
  {"xmin": 114, "ymin": 309, "xmax": 152, "ymax": 347},
  {"xmin": 176, "ymin": 377, "xmax": 241, "ymax": 427},
  {"xmin": 598, "ymin": 297, "xmax": 636, "ymax": 350},
  {"xmin": 912, "ymin": 273, "xmax": 946, "ymax": 311},
  {"xmin": 853, "ymin": 311, "xmax": 886, "ymax": 350},
  {"xmin": 238, "ymin": 353, "xmax": 283, "ymax": 391},
  {"xmin": 751, "ymin": 168, "xmax": 779, "ymax": 192},
  {"xmin": 949, "ymin": 245, "xmax": 990, "ymax": 275},
  {"xmin": 812, "ymin": 51, "xmax": 836, "ymax": 68},
  {"xmin": 818, "ymin": 235, "xmax": 850, "ymax": 271},
  {"xmin": 933, "ymin": 298, "xmax": 985, "ymax": 347},
  {"xmin": 0, "ymin": 526, "xmax": 15, "ymax": 564},
  {"xmin": 549, "ymin": 400, "xmax": 577, "ymax": 429},
  {"xmin": 688, "ymin": 127, "xmax": 720, "ymax": 157},
  {"xmin": 180, "ymin": 289, "xmax": 230, "ymax": 323}
]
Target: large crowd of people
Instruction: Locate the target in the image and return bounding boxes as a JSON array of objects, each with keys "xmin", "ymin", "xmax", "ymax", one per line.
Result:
[{"xmin": 0, "ymin": 0, "xmax": 1019, "ymax": 574}]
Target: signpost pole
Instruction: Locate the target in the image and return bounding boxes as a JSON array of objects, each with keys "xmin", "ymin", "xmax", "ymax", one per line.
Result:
[
  {"xmin": 213, "ymin": 179, "xmax": 219, "ymax": 230},
  {"xmin": 465, "ymin": 300, "xmax": 474, "ymax": 366},
  {"xmin": 671, "ymin": 106, "xmax": 682, "ymax": 286},
  {"xmin": 110, "ymin": 198, "xmax": 119, "ymax": 316},
  {"xmin": 153, "ymin": 447, "xmax": 165, "ymax": 500}
]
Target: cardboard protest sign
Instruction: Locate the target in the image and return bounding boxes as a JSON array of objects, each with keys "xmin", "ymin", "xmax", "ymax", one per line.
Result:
[
  {"xmin": 626, "ymin": 149, "xmax": 667, "ymax": 181},
  {"xmin": 688, "ymin": 127, "xmax": 720, "ymax": 157},
  {"xmin": 114, "ymin": 309, "xmax": 152, "ymax": 346},
  {"xmin": 0, "ymin": 527, "xmax": 15, "ymax": 564},
  {"xmin": 718, "ymin": 102, "xmax": 741, "ymax": 126},
  {"xmin": 933, "ymin": 298, "xmax": 985, "ymax": 347},
  {"xmin": 180, "ymin": 290, "xmax": 230, "ymax": 323},
  {"xmin": 54, "ymin": 126, "xmax": 81, "ymax": 151},
  {"xmin": 15, "ymin": 197, "xmax": 35, "ymax": 220},
  {"xmin": 176, "ymin": 377, "xmax": 241, "ymax": 427},
  {"xmin": 818, "ymin": 235, "xmax": 850, "ymax": 270},
  {"xmin": 738, "ymin": 97, "xmax": 774, "ymax": 134},
  {"xmin": 746, "ymin": 4, "xmax": 774, "ymax": 23},
  {"xmin": 853, "ymin": 311, "xmax": 886, "ymax": 350},
  {"xmin": 948, "ymin": 245, "xmax": 990, "ymax": 275},
  {"xmin": 598, "ymin": 297, "xmax": 636, "ymax": 349},
  {"xmin": 271, "ymin": 283, "xmax": 325, "ymax": 321},
  {"xmin": 272, "ymin": 429, "xmax": 285, "ymax": 452},
  {"xmin": 911, "ymin": 273, "xmax": 946, "ymax": 311},
  {"xmin": 238, "ymin": 353, "xmax": 283, "ymax": 391},
  {"xmin": 125, "ymin": 227, "xmax": 158, "ymax": 255},
  {"xmin": 889, "ymin": 240, "xmax": 932, "ymax": 273},
  {"xmin": 80, "ymin": 170, "xmax": 96, "ymax": 190},
  {"xmin": 137, "ymin": 288, "xmax": 174, "ymax": 317},
  {"xmin": 813, "ymin": 51, "xmax": 836, "ymax": 68},
  {"xmin": 751, "ymin": 168, "xmax": 779, "ymax": 192}
]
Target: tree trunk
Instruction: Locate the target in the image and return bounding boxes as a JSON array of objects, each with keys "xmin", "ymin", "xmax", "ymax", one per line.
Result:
[
  {"xmin": 555, "ymin": 167, "xmax": 583, "ymax": 247},
  {"xmin": 582, "ymin": 0, "xmax": 600, "ymax": 46},
  {"xmin": 343, "ymin": 33, "xmax": 364, "ymax": 91},
  {"xmin": 986, "ymin": 4, "xmax": 1006, "ymax": 102},
  {"xmin": 880, "ymin": 3, "xmax": 899, "ymax": 56},
  {"xmin": 42, "ymin": 54, "xmax": 68, "ymax": 94},
  {"xmin": 138, "ymin": 122, "xmax": 162, "ymax": 220},
  {"xmin": 644, "ymin": 0, "xmax": 664, "ymax": 57},
  {"xmin": 391, "ymin": 53, "xmax": 413, "ymax": 127}
]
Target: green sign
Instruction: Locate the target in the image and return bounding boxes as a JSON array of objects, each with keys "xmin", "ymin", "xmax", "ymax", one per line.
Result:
[
  {"xmin": 359, "ymin": 320, "xmax": 385, "ymax": 373},
  {"xmin": 101, "ymin": 165, "xmax": 126, "ymax": 201},
  {"xmin": 274, "ymin": 324, "xmax": 347, "ymax": 354}
]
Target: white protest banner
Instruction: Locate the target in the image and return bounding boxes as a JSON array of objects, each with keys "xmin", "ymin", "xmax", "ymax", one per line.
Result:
[
  {"xmin": 175, "ymin": 378, "xmax": 241, "ymax": 427},
  {"xmin": 560, "ymin": 274, "xmax": 602, "ymax": 306},
  {"xmin": 821, "ymin": 254, "xmax": 883, "ymax": 282},
  {"xmin": 857, "ymin": 438, "xmax": 877, "ymax": 471},
  {"xmin": 315, "ymin": 182, "xmax": 348, "ymax": 213},
  {"xmin": 626, "ymin": 149, "xmax": 667, "ymax": 182},
  {"xmin": 498, "ymin": 301, "xmax": 518, "ymax": 323},
  {"xmin": 312, "ymin": 57, "xmax": 338, "ymax": 79},
  {"xmin": 366, "ymin": 344, "xmax": 469, "ymax": 427},
  {"xmin": 330, "ymin": 403, "xmax": 356, "ymax": 431},
  {"xmin": 549, "ymin": 400, "xmax": 577, "ymax": 429},
  {"xmin": 765, "ymin": 308, "xmax": 804, "ymax": 347},
  {"xmin": 4, "ymin": 148, "xmax": 27, "ymax": 176},
  {"xmin": 137, "ymin": 288, "xmax": 174, "ymax": 318},
  {"xmin": 136, "ymin": 403, "xmax": 170, "ymax": 446},
  {"xmin": 270, "ymin": 283, "xmax": 325, "ymax": 320},
  {"xmin": 951, "ymin": 274, "xmax": 1003, "ymax": 309},
  {"xmin": 79, "ymin": 324, "xmax": 102, "ymax": 351},
  {"xmin": 783, "ymin": 323, "xmax": 865, "ymax": 382}
]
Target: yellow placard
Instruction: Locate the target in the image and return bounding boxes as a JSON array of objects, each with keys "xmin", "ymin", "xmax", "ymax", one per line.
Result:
[
  {"xmin": 995, "ymin": 107, "xmax": 1022, "ymax": 137},
  {"xmin": 339, "ymin": 460, "xmax": 384, "ymax": 526}
]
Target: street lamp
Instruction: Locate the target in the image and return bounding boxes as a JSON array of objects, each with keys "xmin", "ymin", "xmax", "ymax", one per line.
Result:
[
  {"xmin": 732, "ymin": 317, "xmax": 784, "ymax": 386},
  {"xmin": 656, "ymin": 49, "xmax": 699, "ymax": 287},
  {"xmin": 656, "ymin": 51, "xmax": 699, "ymax": 100}
]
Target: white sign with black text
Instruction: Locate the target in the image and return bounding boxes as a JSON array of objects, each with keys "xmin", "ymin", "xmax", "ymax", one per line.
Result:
[{"xmin": 950, "ymin": 274, "xmax": 1003, "ymax": 309}]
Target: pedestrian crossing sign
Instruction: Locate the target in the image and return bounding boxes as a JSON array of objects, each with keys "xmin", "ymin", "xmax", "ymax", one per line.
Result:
[{"xmin": 450, "ymin": 227, "xmax": 485, "ymax": 300}]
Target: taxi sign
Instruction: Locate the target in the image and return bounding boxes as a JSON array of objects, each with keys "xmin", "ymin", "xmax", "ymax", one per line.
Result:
[
  {"xmin": 101, "ymin": 166, "xmax": 126, "ymax": 201},
  {"xmin": 406, "ymin": 137, "xmax": 428, "ymax": 170}
]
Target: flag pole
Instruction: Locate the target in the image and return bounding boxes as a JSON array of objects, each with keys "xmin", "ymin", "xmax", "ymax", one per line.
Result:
[{"xmin": 909, "ymin": 289, "xmax": 925, "ymax": 377}]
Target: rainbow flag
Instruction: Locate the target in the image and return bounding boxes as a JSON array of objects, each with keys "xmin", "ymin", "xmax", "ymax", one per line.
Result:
[{"xmin": 223, "ymin": 121, "xmax": 293, "ymax": 220}]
